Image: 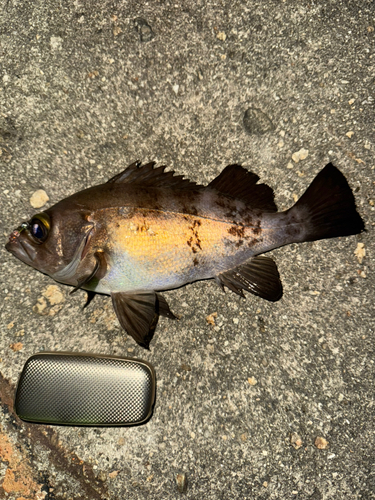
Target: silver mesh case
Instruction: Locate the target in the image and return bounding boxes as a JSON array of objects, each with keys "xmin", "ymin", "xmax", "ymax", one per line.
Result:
[{"xmin": 15, "ymin": 352, "xmax": 156, "ymax": 426}]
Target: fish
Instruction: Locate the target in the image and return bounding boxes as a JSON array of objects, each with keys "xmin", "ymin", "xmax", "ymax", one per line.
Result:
[{"xmin": 5, "ymin": 161, "xmax": 364, "ymax": 349}]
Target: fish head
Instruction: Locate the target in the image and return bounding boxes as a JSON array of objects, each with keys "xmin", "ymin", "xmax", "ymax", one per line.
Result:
[{"xmin": 5, "ymin": 203, "xmax": 95, "ymax": 286}]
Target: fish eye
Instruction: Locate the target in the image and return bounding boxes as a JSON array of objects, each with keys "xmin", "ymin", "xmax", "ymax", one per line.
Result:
[{"xmin": 29, "ymin": 212, "xmax": 50, "ymax": 243}]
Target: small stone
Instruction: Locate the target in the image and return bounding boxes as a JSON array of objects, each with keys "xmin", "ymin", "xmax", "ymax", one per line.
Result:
[
  {"xmin": 290, "ymin": 432, "xmax": 303, "ymax": 449},
  {"xmin": 50, "ymin": 36, "xmax": 63, "ymax": 51},
  {"xmin": 346, "ymin": 131, "xmax": 354, "ymax": 138},
  {"xmin": 172, "ymin": 84, "xmax": 179, "ymax": 95},
  {"xmin": 247, "ymin": 377, "xmax": 257, "ymax": 386},
  {"xmin": 43, "ymin": 285, "xmax": 64, "ymax": 305},
  {"xmin": 263, "ymin": 481, "xmax": 268, "ymax": 488},
  {"xmin": 240, "ymin": 432, "xmax": 248, "ymax": 442},
  {"xmin": 30, "ymin": 189, "xmax": 49, "ymax": 208},
  {"xmin": 113, "ymin": 26, "xmax": 122, "ymax": 36},
  {"xmin": 96, "ymin": 470, "xmax": 107, "ymax": 482},
  {"xmin": 206, "ymin": 312, "xmax": 217, "ymax": 326},
  {"xmin": 48, "ymin": 305, "xmax": 63, "ymax": 316},
  {"xmin": 354, "ymin": 243, "xmax": 365, "ymax": 264},
  {"xmin": 176, "ymin": 473, "xmax": 187, "ymax": 493},
  {"xmin": 348, "ymin": 98, "xmax": 355, "ymax": 105},
  {"xmin": 287, "ymin": 162, "xmax": 294, "ymax": 169},
  {"xmin": 292, "ymin": 148, "xmax": 309, "ymax": 163},
  {"xmin": 217, "ymin": 31, "xmax": 226, "ymax": 41},
  {"xmin": 108, "ymin": 470, "xmax": 119, "ymax": 479},
  {"xmin": 10, "ymin": 342, "xmax": 23, "ymax": 352},
  {"xmin": 243, "ymin": 107, "xmax": 275, "ymax": 135},
  {"xmin": 315, "ymin": 436, "xmax": 329, "ymax": 449}
]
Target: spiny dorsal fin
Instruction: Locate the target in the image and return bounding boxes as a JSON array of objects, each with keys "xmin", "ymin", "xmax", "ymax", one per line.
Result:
[
  {"xmin": 216, "ymin": 256, "xmax": 283, "ymax": 302},
  {"xmin": 208, "ymin": 164, "xmax": 277, "ymax": 212},
  {"xmin": 107, "ymin": 161, "xmax": 203, "ymax": 190}
]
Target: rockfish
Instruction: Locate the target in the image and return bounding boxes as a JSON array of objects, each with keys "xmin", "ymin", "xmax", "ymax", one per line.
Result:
[{"xmin": 6, "ymin": 161, "xmax": 364, "ymax": 348}]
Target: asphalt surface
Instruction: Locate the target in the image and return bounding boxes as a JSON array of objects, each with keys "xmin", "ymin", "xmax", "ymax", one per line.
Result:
[{"xmin": 1, "ymin": 1, "xmax": 374, "ymax": 499}]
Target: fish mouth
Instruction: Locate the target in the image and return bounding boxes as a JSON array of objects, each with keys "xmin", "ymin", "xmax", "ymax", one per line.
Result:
[{"xmin": 5, "ymin": 235, "xmax": 37, "ymax": 267}]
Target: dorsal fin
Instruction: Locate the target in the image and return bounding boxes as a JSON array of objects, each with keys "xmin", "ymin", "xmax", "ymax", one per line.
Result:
[
  {"xmin": 107, "ymin": 161, "xmax": 202, "ymax": 190},
  {"xmin": 208, "ymin": 164, "xmax": 277, "ymax": 212}
]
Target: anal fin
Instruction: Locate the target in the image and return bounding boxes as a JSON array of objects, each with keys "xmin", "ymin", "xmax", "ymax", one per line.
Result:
[
  {"xmin": 216, "ymin": 256, "xmax": 283, "ymax": 302},
  {"xmin": 111, "ymin": 291, "xmax": 175, "ymax": 349}
]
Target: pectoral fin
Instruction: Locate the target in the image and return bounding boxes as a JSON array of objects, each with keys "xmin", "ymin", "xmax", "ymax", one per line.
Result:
[
  {"xmin": 216, "ymin": 256, "xmax": 283, "ymax": 302},
  {"xmin": 111, "ymin": 291, "xmax": 176, "ymax": 349}
]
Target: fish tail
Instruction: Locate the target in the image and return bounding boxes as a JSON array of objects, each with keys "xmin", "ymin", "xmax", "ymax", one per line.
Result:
[{"xmin": 286, "ymin": 163, "xmax": 364, "ymax": 242}]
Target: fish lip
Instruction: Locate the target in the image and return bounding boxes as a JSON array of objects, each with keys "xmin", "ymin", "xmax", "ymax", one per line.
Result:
[{"xmin": 5, "ymin": 235, "xmax": 37, "ymax": 266}]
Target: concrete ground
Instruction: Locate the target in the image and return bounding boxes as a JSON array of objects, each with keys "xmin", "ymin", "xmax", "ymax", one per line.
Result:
[{"xmin": 1, "ymin": 1, "xmax": 374, "ymax": 498}]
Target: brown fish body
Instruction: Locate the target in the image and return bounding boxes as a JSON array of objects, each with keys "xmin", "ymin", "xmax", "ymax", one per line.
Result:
[
  {"xmin": 52, "ymin": 183, "xmax": 277, "ymax": 293},
  {"xmin": 6, "ymin": 161, "xmax": 364, "ymax": 348}
]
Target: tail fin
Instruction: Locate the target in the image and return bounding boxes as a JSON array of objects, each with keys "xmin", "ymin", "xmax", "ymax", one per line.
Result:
[{"xmin": 288, "ymin": 163, "xmax": 364, "ymax": 242}]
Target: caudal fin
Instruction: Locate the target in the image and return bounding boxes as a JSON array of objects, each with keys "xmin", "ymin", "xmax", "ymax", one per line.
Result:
[{"xmin": 288, "ymin": 163, "xmax": 364, "ymax": 242}]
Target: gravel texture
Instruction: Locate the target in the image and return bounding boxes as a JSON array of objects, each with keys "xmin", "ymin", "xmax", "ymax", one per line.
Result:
[{"xmin": 1, "ymin": 1, "xmax": 374, "ymax": 499}]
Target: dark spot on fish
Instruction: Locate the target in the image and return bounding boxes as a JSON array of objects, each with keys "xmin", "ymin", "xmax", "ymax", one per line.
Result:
[
  {"xmin": 186, "ymin": 205, "xmax": 198, "ymax": 216},
  {"xmin": 186, "ymin": 219, "xmax": 202, "ymax": 253},
  {"xmin": 252, "ymin": 220, "xmax": 262, "ymax": 236},
  {"xmin": 227, "ymin": 224, "xmax": 245, "ymax": 238},
  {"xmin": 242, "ymin": 214, "xmax": 253, "ymax": 226},
  {"xmin": 193, "ymin": 257, "xmax": 199, "ymax": 266},
  {"xmin": 235, "ymin": 239, "xmax": 244, "ymax": 248}
]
